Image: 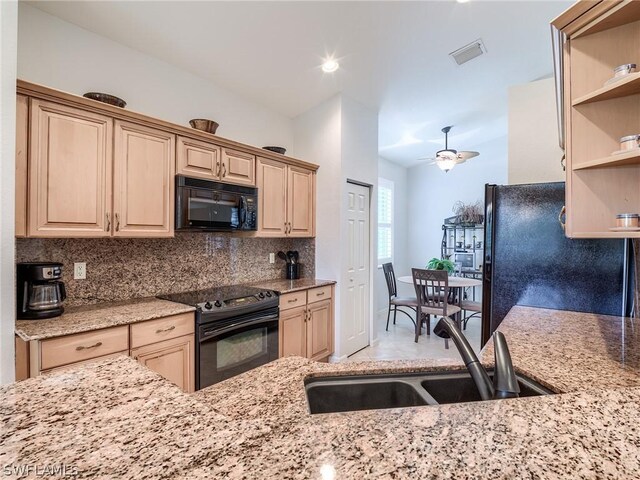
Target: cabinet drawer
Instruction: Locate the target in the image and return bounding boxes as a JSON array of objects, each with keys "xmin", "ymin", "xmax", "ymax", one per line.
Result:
[
  {"xmin": 40, "ymin": 326, "xmax": 129, "ymax": 370},
  {"xmin": 130, "ymin": 312, "xmax": 194, "ymax": 349},
  {"xmin": 41, "ymin": 351, "xmax": 128, "ymax": 375},
  {"xmin": 307, "ymin": 285, "xmax": 332, "ymax": 304},
  {"xmin": 280, "ymin": 291, "xmax": 307, "ymax": 310}
]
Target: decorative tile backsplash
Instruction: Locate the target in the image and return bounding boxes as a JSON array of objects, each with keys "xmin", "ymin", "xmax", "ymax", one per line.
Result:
[{"xmin": 16, "ymin": 234, "xmax": 315, "ymax": 307}]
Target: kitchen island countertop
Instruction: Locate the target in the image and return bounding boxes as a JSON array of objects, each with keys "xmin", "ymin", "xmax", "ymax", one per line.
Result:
[{"xmin": 3, "ymin": 305, "xmax": 640, "ymax": 479}]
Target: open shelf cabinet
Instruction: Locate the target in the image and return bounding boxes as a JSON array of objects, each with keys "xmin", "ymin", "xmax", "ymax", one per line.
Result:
[{"xmin": 553, "ymin": 0, "xmax": 640, "ymax": 238}]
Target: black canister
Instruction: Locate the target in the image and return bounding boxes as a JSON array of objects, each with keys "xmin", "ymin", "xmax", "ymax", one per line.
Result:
[{"xmin": 286, "ymin": 263, "xmax": 300, "ymax": 280}]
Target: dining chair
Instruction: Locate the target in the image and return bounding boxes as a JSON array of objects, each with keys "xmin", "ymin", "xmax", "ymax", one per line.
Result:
[
  {"xmin": 411, "ymin": 268, "xmax": 461, "ymax": 343},
  {"xmin": 382, "ymin": 263, "xmax": 418, "ymax": 331},
  {"xmin": 461, "ymin": 300, "xmax": 482, "ymax": 330}
]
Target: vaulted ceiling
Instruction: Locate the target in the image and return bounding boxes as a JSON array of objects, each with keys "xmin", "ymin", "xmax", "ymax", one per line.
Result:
[{"xmin": 28, "ymin": 0, "xmax": 571, "ymax": 166}]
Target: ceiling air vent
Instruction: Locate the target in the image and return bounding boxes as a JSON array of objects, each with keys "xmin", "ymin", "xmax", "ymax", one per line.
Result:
[{"xmin": 449, "ymin": 39, "xmax": 486, "ymax": 65}]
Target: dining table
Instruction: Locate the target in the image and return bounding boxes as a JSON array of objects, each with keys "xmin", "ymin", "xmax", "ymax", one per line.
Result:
[{"xmin": 397, "ymin": 274, "xmax": 482, "ymax": 327}]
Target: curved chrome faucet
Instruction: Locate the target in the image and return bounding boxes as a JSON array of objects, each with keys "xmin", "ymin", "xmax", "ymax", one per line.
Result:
[{"xmin": 433, "ymin": 317, "xmax": 519, "ymax": 400}]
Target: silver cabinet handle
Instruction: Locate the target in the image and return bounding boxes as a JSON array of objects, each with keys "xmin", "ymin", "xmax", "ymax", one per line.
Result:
[
  {"xmin": 76, "ymin": 342, "xmax": 102, "ymax": 351},
  {"xmin": 316, "ymin": 291, "xmax": 325, "ymax": 297},
  {"xmin": 106, "ymin": 213, "xmax": 111, "ymax": 232},
  {"xmin": 156, "ymin": 325, "xmax": 176, "ymax": 334},
  {"xmin": 288, "ymin": 298, "xmax": 298, "ymax": 303},
  {"xmin": 115, "ymin": 213, "xmax": 120, "ymax": 232},
  {"xmin": 216, "ymin": 161, "xmax": 221, "ymax": 177}
]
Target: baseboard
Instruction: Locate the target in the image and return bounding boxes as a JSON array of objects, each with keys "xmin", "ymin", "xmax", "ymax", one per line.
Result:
[
  {"xmin": 329, "ymin": 353, "xmax": 348, "ymax": 363},
  {"xmin": 370, "ymin": 337, "xmax": 380, "ymax": 347}
]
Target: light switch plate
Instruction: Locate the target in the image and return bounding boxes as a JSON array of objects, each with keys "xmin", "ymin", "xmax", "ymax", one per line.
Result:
[
  {"xmin": 269, "ymin": 253, "xmax": 275, "ymax": 264},
  {"xmin": 74, "ymin": 262, "xmax": 86, "ymax": 280}
]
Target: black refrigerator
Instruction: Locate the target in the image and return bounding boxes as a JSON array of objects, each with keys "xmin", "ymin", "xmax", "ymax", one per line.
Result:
[{"xmin": 481, "ymin": 182, "xmax": 633, "ymax": 345}]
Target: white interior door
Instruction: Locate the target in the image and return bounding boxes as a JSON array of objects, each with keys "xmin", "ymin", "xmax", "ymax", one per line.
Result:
[{"xmin": 343, "ymin": 182, "xmax": 371, "ymax": 356}]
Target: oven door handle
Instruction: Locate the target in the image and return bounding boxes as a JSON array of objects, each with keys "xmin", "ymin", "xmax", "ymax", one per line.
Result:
[{"xmin": 200, "ymin": 314, "xmax": 278, "ymax": 341}]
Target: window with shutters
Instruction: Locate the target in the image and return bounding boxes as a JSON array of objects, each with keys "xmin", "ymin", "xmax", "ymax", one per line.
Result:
[{"xmin": 378, "ymin": 178, "xmax": 394, "ymax": 266}]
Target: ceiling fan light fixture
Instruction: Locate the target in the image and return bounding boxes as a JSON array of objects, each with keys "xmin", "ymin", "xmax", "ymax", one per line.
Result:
[{"xmin": 436, "ymin": 158, "xmax": 456, "ymax": 172}]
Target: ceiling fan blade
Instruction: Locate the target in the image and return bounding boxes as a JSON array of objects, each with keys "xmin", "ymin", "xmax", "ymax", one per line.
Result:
[{"xmin": 457, "ymin": 151, "xmax": 479, "ymax": 161}]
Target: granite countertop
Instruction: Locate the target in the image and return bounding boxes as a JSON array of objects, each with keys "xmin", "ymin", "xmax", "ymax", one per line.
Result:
[
  {"xmin": 4, "ymin": 305, "xmax": 640, "ymax": 478},
  {"xmin": 249, "ymin": 278, "xmax": 336, "ymax": 294},
  {"xmin": 15, "ymin": 298, "xmax": 195, "ymax": 341}
]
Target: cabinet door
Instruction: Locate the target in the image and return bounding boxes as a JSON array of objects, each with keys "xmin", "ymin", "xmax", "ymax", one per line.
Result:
[
  {"xmin": 131, "ymin": 334, "xmax": 195, "ymax": 393},
  {"xmin": 176, "ymin": 136, "xmax": 221, "ymax": 180},
  {"xmin": 29, "ymin": 100, "xmax": 112, "ymax": 237},
  {"xmin": 257, "ymin": 157, "xmax": 287, "ymax": 236},
  {"xmin": 279, "ymin": 306, "xmax": 307, "ymax": 358},
  {"xmin": 15, "ymin": 95, "xmax": 28, "ymax": 237},
  {"xmin": 287, "ymin": 165, "xmax": 315, "ymax": 237},
  {"xmin": 113, "ymin": 121, "xmax": 175, "ymax": 237},
  {"xmin": 221, "ymin": 148, "xmax": 256, "ymax": 186},
  {"xmin": 306, "ymin": 299, "xmax": 332, "ymax": 361}
]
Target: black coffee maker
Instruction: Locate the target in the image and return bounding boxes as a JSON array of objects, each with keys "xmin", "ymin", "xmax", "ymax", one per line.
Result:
[{"xmin": 17, "ymin": 262, "xmax": 66, "ymax": 319}]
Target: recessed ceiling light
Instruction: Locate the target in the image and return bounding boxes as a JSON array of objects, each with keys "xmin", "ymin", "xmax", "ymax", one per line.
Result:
[
  {"xmin": 321, "ymin": 58, "xmax": 340, "ymax": 73},
  {"xmin": 456, "ymin": 0, "xmax": 470, "ymax": 3}
]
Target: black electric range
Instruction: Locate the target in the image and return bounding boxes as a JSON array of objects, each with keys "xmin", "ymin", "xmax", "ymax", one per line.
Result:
[{"xmin": 158, "ymin": 285, "xmax": 279, "ymax": 389}]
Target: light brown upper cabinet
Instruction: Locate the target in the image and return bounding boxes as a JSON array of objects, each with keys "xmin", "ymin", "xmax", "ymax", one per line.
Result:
[
  {"xmin": 113, "ymin": 121, "xmax": 175, "ymax": 237},
  {"xmin": 28, "ymin": 100, "xmax": 113, "ymax": 237},
  {"xmin": 15, "ymin": 95, "xmax": 28, "ymax": 238},
  {"xmin": 257, "ymin": 157, "xmax": 315, "ymax": 238},
  {"xmin": 552, "ymin": 1, "xmax": 640, "ymax": 238},
  {"xmin": 287, "ymin": 165, "xmax": 315, "ymax": 237},
  {"xmin": 176, "ymin": 136, "xmax": 221, "ymax": 181},
  {"xmin": 177, "ymin": 139, "xmax": 255, "ymax": 187},
  {"xmin": 257, "ymin": 157, "xmax": 287, "ymax": 236},
  {"xmin": 221, "ymin": 148, "xmax": 256, "ymax": 186}
]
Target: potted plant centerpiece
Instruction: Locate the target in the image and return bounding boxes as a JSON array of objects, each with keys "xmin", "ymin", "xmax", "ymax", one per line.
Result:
[{"xmin": 426, "ymin": 257, "xmax": 456, "ymax": 274}]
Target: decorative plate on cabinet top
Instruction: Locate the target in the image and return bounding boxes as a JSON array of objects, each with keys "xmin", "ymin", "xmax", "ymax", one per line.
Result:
[
  {"xmin": 262, "ymin": 146, "xmax": 286, "ymax": 155},
  {"xmin": 83, "ymin": 92, "xmax": 126, "ymax": 108}
]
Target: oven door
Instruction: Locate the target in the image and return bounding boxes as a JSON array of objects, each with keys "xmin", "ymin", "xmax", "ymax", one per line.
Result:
[{"xmin": 196, "ymin": 309, "xmax": 279, "ymax": 390}]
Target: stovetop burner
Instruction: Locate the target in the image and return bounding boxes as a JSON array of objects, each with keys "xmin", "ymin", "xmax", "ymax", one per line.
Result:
[{"xmin": 157, "ymin": 285, "xmax": 278, "ymax": 317}]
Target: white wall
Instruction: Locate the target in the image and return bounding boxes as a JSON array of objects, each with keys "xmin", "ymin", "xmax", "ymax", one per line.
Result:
[
  {"xmin": 293, "ymin": 94, "xmax": 379, "ymax": 358},
  {"xmin": 376, "ymin": 157, "xmax": 409, "ymax": 317},
  {"xmin": 1, "ymin": 0, "xmax": 18, "ymax": 385},
  {"xmin": 407, "ymin": 135, "xmax": 508, "ymax": 272},
  {"xmin": 18, "ymin": 4, "xmax": 293, "ymax": 150},
  {"xmin": 293, "ymin": 94, "xmax": 343, "ymax": 323},
  {"xmin": 339, "ymin": 97, "xmax": 379, "ymax": 345},
  {"xmin": 508, "ymin": 77, "xmax": 564, "ymax": 185}
]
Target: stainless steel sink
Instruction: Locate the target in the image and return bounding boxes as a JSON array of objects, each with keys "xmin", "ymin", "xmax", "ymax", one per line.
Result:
[{"xmin": 305, "ymin": 370, "xmax": 554, "ymax": 414}]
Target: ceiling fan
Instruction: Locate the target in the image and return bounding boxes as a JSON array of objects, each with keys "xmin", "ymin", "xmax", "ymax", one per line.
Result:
[{"xmin": 420, "ymin": 126, "xmax": 479, "ymax": 173}]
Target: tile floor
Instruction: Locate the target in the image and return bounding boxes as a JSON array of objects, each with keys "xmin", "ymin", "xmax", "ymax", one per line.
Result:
[{"xmin": 346, "ymin": 307, "xmax": 482, "ymax": 362}]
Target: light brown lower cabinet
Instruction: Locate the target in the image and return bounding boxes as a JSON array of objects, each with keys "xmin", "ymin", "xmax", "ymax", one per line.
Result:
[
  {"xmin": 131, "ymin": 334, "xmax": 195, "ymax": 393},
  {"xmin": 279, "ymin": 285, "xmax": 334, "ymax": 361},
  {"xmin": 279, "ymin": 306, "xmax": 307, "ymax": 358},
  {"xmin": 17, "ymin": 312, "xmax": 195, "ymax": 393}
]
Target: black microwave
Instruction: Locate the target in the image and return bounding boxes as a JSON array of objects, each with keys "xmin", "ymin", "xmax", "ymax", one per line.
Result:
[{"xmin": 175, "ymin": 175, "xmax": 257, "ymax": 232}]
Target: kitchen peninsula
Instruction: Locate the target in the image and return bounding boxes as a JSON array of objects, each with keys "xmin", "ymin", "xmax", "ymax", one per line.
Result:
[{"xmin": 3, "ymin": 305, "xmax": 640, "ymax": 478}]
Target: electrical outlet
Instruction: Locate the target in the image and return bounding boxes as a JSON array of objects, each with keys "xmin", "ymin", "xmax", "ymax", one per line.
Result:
[
  {"xmin": 74, "ymin": 262, "xmax": 86, "ymax": 280},
  {"xmin": 269, "ymin": 253, "xmax": 275, "ymax": 264}
]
